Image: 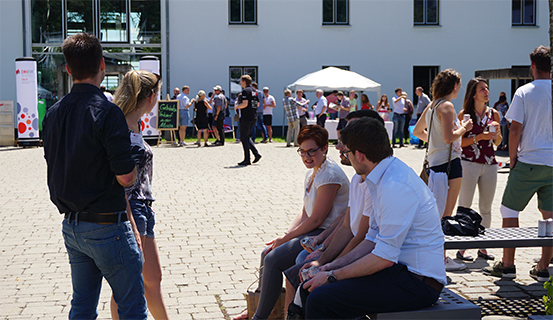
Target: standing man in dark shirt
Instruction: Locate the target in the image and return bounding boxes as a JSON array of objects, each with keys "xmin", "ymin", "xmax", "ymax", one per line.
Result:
[
  {"xmin": 42, "ymin": 33, "xmax": 147, "ymax": 320},
  {"xmin": 235, "ymin": 75, "xmax": 262, "ymax": 166},
  {"xmin": 211, "ymin": 85, "xmax": 226, "ymax": 146}
]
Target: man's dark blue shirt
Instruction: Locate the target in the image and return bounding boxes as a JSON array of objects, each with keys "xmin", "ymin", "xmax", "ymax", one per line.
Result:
[{"xmin": 43, "ymin": 83, "xmax": 135, "ymax": 214}]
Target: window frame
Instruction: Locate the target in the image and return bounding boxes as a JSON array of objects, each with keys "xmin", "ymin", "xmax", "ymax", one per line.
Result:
[
  {"xmin": 512, "ymin": 0, "xmax": 536, "ymax": 26},
  {"xmin": 229, "ymin": 0, "xmax": 257, "ymax": 25},
  {"xmin": 98, "ymin": 0, "xmax": 131, "ymax": 44},
  {"xmin": 229, "ymin": 66, "xmax": 258, "ymax": 102},
  {"xmin": 322, "ymin": 0, "xmax": 349, "ymax": 26},
  {"xmin": 413, "ymin": 0, "xmax": 440, "ymax": 26}
]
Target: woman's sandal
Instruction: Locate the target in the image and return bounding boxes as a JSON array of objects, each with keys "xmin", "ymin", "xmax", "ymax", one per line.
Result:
[
  {"xmin": 232, "ymin": 309, "xmax": 248, "ymax": 320},
  {"xmin": 477, "ymin": 250, "xmax": 495, "ymax": 260},
  {"xmin": 456, "ymin": 250, "xmax": 474, "ymax": 262}
]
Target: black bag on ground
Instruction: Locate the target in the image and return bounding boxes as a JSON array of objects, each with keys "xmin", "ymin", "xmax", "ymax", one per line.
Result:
[
  {"xmin": 286, "ymin": 302, "xmax": 304, "ymax": 320},
  {"xmin": 442, "ymin": 206, "xmax": 485, "ymax": 237}
]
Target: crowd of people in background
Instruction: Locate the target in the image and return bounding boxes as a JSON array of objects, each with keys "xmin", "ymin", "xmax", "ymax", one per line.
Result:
[{"xmin": 163, "ymin": 77, "xmax": 515, "ymax": 155}]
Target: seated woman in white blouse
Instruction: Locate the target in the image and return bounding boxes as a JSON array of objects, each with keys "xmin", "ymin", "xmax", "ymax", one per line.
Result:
[{"xmin": 234, "ymin": 125, "xmax": 350, "ymax": 320}]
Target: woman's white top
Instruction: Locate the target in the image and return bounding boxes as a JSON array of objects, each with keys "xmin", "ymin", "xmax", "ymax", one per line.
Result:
[
  {"xmin": 304, "ymin": 157, "xmax": 350, "ymax": 229},
  {"xmin": 425, "ymin": 101, "xmax": 462, "ymax": 167}
]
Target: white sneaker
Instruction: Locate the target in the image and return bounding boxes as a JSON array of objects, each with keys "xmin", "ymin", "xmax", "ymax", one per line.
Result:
[{"xmin": 445, "ymin": 257, "xmax": 466, "ymax": 271}]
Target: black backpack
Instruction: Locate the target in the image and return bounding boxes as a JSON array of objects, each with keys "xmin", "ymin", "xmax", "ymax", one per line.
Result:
[{"xmin": 442, "ymin": 206, "xmax": 485, "ymax": 237}]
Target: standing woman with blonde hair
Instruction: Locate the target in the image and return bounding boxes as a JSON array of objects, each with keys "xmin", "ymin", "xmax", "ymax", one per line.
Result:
[
  {"xmin": 413, "ymin": 69, "xmax": 473, "ymax": 271},
  {"xmin": 111, "ymin": 70, "xmax": 170, "ymax": 320}
]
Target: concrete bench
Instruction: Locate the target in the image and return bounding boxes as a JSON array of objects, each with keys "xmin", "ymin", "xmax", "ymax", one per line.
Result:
[{"xmin": 365, "ymin": 288, "xmax": 481, "ymax": 319}]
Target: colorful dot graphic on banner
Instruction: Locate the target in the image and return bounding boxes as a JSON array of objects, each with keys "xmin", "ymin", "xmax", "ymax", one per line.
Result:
[{"xmin": 17, "ymin": 106, "xmax": 39, "ymax": 135}]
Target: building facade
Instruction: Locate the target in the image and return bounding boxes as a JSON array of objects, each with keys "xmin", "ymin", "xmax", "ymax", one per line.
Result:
[{"xmin": 0, "ymin": 0, "xmax": 549, "ymax": 131}]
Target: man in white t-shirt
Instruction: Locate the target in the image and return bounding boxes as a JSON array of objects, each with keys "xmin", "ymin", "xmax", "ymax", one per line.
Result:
[
  {"xmin": 262, "ymin": 87, "xmax": 276, "ymax": 143},
  {"xmin": 483, "ymin": 45, "xmax": 552, "ymax": 282},
  {"xmin": 391, "ymin": 88, "xmax": 407, "ymax": 148},
  {"xmin": 177, "ymin": 86, "xmax": 194, "ymax": 146},
  {"xmin": 314, "ymin": 89, "xmax": 328, "ymax": 128}
]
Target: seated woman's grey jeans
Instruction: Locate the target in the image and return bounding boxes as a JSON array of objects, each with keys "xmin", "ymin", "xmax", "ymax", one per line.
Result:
[{"xmin": 252, "ymin": 229, "xmax": 323, "ymax": 320}]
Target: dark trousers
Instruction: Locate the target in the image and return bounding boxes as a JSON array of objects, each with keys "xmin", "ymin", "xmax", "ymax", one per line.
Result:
[
  {"xmin": 215, "ymin": 111, "xmax": 225, "ymax": 145},
  {"xmin": 316, "ymin": 113, "xmax": 327, "ymax": 128},
  {"xmin": 299, "ymin": 114, "xmax": 308, "ymax": 128},
  {"xmin": 300, "ymin": 264, "xmax": 441, "ymax": 320},
  {"xmin": 239, "ymin": 118, "xmax": 259, "ymax": 163},
  {"xmin": 417, "ymin": 113, "xmax": 426, "ymax": 148},
  {"xmin": 403, "ymin": 113, "xmax": 412, "ymax": 144},
  {"xmin": 252, "ymin": 113, "xmax": 267, "ymax": 141}
]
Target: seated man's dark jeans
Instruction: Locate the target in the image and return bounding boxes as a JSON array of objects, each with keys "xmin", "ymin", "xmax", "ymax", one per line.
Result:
[{"xmin": 299, "ymin": 263, "xmax": 440, "ymax": 320}]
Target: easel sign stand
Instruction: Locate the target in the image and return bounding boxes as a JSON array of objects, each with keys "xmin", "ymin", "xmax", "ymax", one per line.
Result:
[{"xmin": 156, "ymin": 94, "xmax": 179, "ymax": 146}]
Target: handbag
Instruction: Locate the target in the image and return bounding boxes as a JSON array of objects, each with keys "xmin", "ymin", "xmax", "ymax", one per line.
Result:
[
  {"xmin": 420, "ymin": 100, "xmax": 451, "ymax": 184},
  {"xmin": 442, "ymin": 206, "xmax": 485, "ymax": 236},
  {"xmin": 245, "ymin": 273, "xmax": 286, "ymax": 320}
]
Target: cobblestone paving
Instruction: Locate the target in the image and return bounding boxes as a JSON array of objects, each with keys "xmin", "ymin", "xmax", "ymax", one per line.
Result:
[{"xmin": 0, "ymin": 141, "xmax": 549, "ymax": 319}]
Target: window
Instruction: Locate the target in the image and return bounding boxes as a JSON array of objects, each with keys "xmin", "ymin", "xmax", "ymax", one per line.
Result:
[
  {"xmin": 66, "ymin": 0, "xmax": 94, "ymax": 36},
  {"xmin": 100, "ymin": 0, "xmax": 129, "ymax": 42},
  {"xmin": 32, "ymin": 0, "xmax": 63, "ymax": 43},
  {"xmin": 229, "ymin": 66, "xmax": 258, "ymax": 101},
  {"xmin": 511, "ymin": 65, "xmax": 532, "ymax": 98},
  {"xmin": 323, "ymin": 0, "xmax": 349, "ymax": 25},
  {"xmin": 414, "ymin": 0, "xmax": 439, "ymax": 25},
  {"xmin": 413, "ymin": 66, "xmax": 439, "ymax": 104},
  {"xmin": 30, "ymin": 0, "xmax": 162, "ymax": 99},
  {"xmin": 32, "ymin": 0, "xmax": 160, "ymax": 45},
  {"xmin": 229, "ymin": 0, "xmax": 257, "ymax": 25},
  {"xmin": 512, "ymin": 0, "xmax": 536, "ymax": 26}
]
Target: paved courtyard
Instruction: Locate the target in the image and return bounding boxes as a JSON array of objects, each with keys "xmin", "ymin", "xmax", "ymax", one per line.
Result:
[{"xmin": 0, "ymin": 140, "xmax": 549, "ymax": 319}]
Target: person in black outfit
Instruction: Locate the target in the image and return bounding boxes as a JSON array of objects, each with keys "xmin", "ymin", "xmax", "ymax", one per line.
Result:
[
  {"xmin": 42, "ymin": 33, "xmax": 146, "ymax": 319},
  {"xmin": 235, "ymin": 75, "xmax": 262, "ymax": 166},
  {"xmin": 194, "ymin": 90, "xmax": 212, "ymax": 147},
  {"xmin": 211, "ymin": 85, "xmax": 226, "ymax": 146}
]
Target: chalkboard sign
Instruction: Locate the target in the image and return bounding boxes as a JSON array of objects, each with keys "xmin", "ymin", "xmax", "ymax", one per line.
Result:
[{"xmin": 156, "ymin": 100, "xmax": 179, "ymax": 130}]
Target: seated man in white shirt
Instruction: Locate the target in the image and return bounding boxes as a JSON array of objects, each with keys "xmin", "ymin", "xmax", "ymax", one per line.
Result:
[{"xmin": 300, "ymin": 117, "xmax": 446, "ymax": 319}]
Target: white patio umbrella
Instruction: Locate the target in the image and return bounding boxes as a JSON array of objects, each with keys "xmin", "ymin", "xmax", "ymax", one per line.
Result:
[{"xmin": 286, "ymin": 67, "xmax": 381, "ymax": 97}]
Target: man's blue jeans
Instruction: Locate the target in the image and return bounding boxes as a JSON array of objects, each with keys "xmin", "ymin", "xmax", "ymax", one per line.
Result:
[
  {"xmin": 62, "ymin": 214, "xmax": 147, "ymax": 320},
  {"xmin": 392, "ymin": 113, "xmax": 406, "ymax": 146},
  {"xmin": 252, "ymin": 113, "xmax": 267, "ymax": 141}
]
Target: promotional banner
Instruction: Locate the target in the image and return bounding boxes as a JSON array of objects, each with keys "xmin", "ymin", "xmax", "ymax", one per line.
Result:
[
  {"xmin": 15, "ymin": 57, "xmax": 39, "ymax": 141},
  {"xmin": 139, "ymin": 56, "xmax": 160, "ymax": 137}
]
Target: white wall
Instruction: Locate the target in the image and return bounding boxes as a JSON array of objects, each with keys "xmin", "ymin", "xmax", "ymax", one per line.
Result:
[
  {"xmin": 0, "ymin": 0, "xmax": 24, "ymax": 104},
  {"xmin": 167, "ymin": 0, "xmax": 548, "ymax": 127},
  {"xmin": 1, "ymin": 0, "xmax": 543, "ymax": 128}
]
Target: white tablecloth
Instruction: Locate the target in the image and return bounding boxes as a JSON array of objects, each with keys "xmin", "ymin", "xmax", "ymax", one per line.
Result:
[
  {"xmin": 307, "ymin": 119, "xmax": 392, "ymax": 142},
  {"xmin": 384, "ymin": 121, "xmax": 393, "ymax": 140},
  {"xmin": 306, "ymin": 119, "xmax": 338, "ymax": 140}
]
